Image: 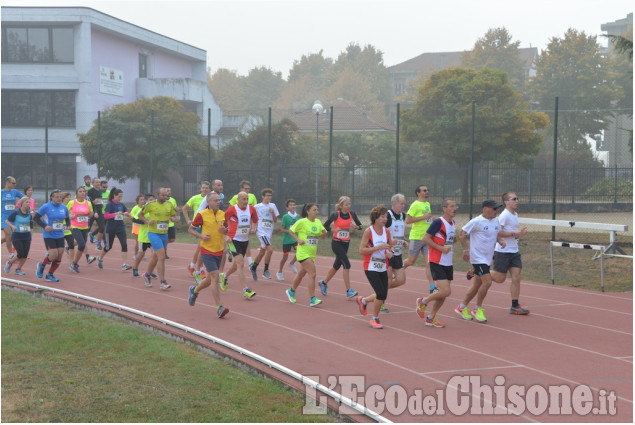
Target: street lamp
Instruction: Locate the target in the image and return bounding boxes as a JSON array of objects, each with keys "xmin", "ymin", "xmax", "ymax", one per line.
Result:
[{"xmin": 312, "ymin": 100, "xmax": 323, "ymax": 204}]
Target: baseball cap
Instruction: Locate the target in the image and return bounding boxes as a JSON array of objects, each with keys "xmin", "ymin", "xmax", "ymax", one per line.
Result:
[{"xmin": 482, "ymin": 200, "xmax": 503, "ymax": 209}]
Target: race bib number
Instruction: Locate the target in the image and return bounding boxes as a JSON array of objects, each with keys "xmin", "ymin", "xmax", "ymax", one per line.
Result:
[
  {"xmin": 369, "ymin": 256, "xmax": 386, "ymax": 272},
  {"xmin": 237, "ymin": 226, "xmax": 250, "ymax": 235},
  {"xmin": 77, "ymin": 215, "xmax": 89, "ymax": 223},
  {"xmin": 18, "ymin": 224, "xmax": 30, "ymax": 233},
  {"xmin": 157, "ymin": 221, "xmax": 169, "ymax": 231},
  {"xmin": 336, "ymin": 230, "xmax": 349, "ymax": 239},
  {"xmin": 94, "ymin": 199, "xmax": 102, "ymax": 205},
  {"xmin": 393, "ymin": 238, "xmax": 404, "ymax": 255},
  {"xmin": 52, "ymin": 221, "xmax": 64, "ymax": 230},
  {"xmin": 261, "ymin": 220, "xmax": 273, "ymax": 229},
  {"xmin": 306, "ymin": 237, "xmax": 318, "ymax": 246},
  {"xmin": 114, "ymin": 214, "xmax": 124, "ymax": 221},
  {"xmin": 5, "ymin": 204, "xmax": 15, "ymax": 211}
]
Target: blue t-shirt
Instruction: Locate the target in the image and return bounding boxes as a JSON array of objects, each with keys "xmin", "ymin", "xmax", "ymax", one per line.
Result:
[
  {"xmin": 104, "ymin": 200, "xmax": 128, "ymax": 234},
  {"xmin": 36, "ymin": 201, "xmax": 70, "ymax": 239},
  {"xmin": 1, "ymin": 189, "xmax": 25, "ymax": 225},
  {"xmin": 7, "ymin": 209, "xmax": 32, "ymax": 241}
]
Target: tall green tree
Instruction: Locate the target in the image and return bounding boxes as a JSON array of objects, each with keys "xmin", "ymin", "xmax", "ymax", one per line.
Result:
[
  {"xmin": 78, "ymin": 97, "xmax": 204, "ymax": 188},
  {"xmin": 529, "ymin": 29, "xmax": 618, "ymax": 164},
  {"xmin": 402, "ymin": 67, "xmax": 549, "ymax": 202},
  {"xmin": 462, "ymin": 27, "xmax": 528, "ymax": 93},
  {"xmin": 207, "ymin": 68, "xmax": 247, "ymax": 113}
]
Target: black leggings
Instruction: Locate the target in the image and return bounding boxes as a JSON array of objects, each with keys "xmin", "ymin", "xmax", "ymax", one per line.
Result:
[
  {"xmin": 104, "ymin": 231, "xmax": 128, "ymax": 253},
  {"xmin": 71, "ymin": 228, "xmax": 89, "ymax": 252},
  {"xmin": 331, "ymin": 240, "xmax": 351, "ymax": 270},
  {"xmin": 364, "ymin": 270, "xmax": 388, "ymax": 301},
  {"xmin": 12, "ymin": 238, "xmax": 31, "ymax": 259}
]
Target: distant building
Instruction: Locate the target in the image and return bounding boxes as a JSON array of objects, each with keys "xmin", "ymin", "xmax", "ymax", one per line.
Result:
[
  {"xmin": 1, "ymin": 6, "xmax": 222, "ymax": 200},
  {"xmin": 289, "ymin": 98, "xmax": 395, "ymax": 134},
  {"xmin": 386, "ymin": 48, "xmax": 538, "ymax": 124},
  {"xmin": 599, "ymin": 13, "xmax": 633, "ymax": 167}
]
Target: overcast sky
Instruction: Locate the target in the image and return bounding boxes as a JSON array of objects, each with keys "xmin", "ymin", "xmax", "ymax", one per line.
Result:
[{"xmin": 5, "ymin": 0, "xmax": 633, "ymax": 77}]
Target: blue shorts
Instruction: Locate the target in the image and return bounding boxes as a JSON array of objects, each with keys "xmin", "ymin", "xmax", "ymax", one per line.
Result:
[
  {"xmin": 148, "ymin": 232, "xmax": 168, "ymax": 251},
  {"xmin": 201, "ymin": 254, "xmax": 222, "ymax": 272}
]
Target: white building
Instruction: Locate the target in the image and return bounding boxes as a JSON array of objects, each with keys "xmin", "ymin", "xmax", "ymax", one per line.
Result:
[{"xmin": 1, "ymin": 6, "xmax": 222, "ymax": 201}]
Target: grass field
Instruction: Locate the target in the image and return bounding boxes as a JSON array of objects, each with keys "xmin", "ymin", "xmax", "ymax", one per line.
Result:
[{"xmin": 1, "ymin": 289, "xmax": 337, "ymax": 423}]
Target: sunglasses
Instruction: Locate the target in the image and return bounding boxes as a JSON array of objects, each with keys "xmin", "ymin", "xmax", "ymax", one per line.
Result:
[
  {"xmin": 421, "ymin": 189, "xmax": 429, "ymax": 192},
  {"xmin": 509, "ymin": 197, "xmax": 519, "ymax": 201}
]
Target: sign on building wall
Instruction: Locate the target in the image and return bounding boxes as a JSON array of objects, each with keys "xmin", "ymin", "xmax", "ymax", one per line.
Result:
[{"xmin": 99, "ymin": 66, "xmax": 124, "ymax": 96}]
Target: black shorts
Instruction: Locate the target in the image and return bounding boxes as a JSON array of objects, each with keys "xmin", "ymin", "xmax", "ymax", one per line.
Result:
[
  {"xmin": 493, "ymin": 252, "xmax": 522, "ymax": 274},
  {"xmin": 138, "ymin": 241, "xmax": 152, "ymax": 252},
  {"xmin": 44, "ymin": 237, "xmax": 66, "ymax": 250},
  {"xmin": 429, "ymin": 263, "xmax": 453, "ymax": 281},
  {"xmin": 167, "ymin": 226, "xmax": 176, "ymax": 240},
  {"xmin": 64, "ymin": 233, "xmax": 74, "ymax": 249},
  {"xmin": 282, "ymin": 242, "xmax": 297, "ymax": 253},
  {"xmin": 12, "ymin": 238, "xmax": 31, "ymax": 259},
  {"xmin": 364, "ymin": 270, "xmax": 389, "ymax": 301},
  {"xmin": 388, "ymin": 255, "xmax": 404, "ymax": 269},
  {"xmin": 94, "ymin": 214, "xmax": 105, "ymax": 234},
  {"xmin": 471, "ymin": 263, "xmax": 491, "ymax": 276},
  {"xmin": 231, "ymin": 240, "xmax": 249, "ymax": 257}
]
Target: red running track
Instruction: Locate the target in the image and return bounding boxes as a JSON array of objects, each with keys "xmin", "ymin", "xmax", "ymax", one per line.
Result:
[{"xmin": 2, "ymin": 240, "xmax": 632, "ymax": 422}]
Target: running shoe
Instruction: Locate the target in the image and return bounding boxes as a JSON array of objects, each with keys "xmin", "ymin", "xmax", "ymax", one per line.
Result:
[
  {"xmin": 87, "ymin": 255, "xmax": 97, "ymax": 264},
  {"xmin": 226, "ymin": 248, "xmax": 233, "ymax": 263},
  {"xmin": 243, "ymin": 287, "xmax": 256, "ymax": 299},
  {"xmin": 217, "ymin": 305, "xmax": 229, "ymax": 319},
  {"xmin": 187, "ymin": 265, "xmax": 195, "ymax": 276},
  {"xmin": 132, "ymin": 268, "xmax": 139, "ymax": 277},
  {"xmin": 96, "ymin": 242, "xmax": 102, "ymax": 251},
  {"xmin": 416, "ymin": 297, "xmax": 426, "ymax": 319},
  {"xmin": 380, "ymin": 304, "xmax": 390, "ymax": 313},
  {"xmin": 121, "ymin": 263, "xmax": 132, "ymax": 271},
  {"xmin": 309, "ymin": 296, "xmax": 322, "ymax": 307},
  {"xmin": 64, "ymin": 245, "xmax": 70, "ymax": 259},
  {"xmin": 150, "ymin": 273, "xmax": 158, "ymax": 279},
  {"xmin": 36, "ymin": 262, "xmax": 45, "ymax": 278},
  {"xmin": 89, "ymin": 233, "xmax": 97, "ymax": 243},
  {"xmin": 346, "ymin": 288, "xmax": 358, "ymax": 298},
  {"xmin": 143, "ymin": 272, "xmax": 152, "ymax": 287},
  {"xmin": 68, "ymin": 263, "xmax": 80, "ymax": 273},
  {"xmin": 249, "ymin": 263, "xmax": 258, "ymax": 281},
  {"xmin": 97, "ymin": 258, "xmax": 103, "ymax": 269},
  {"xmin": 4, "ymin": 260, "xmax": 12, "ymax": 273},
  {"xmin": 425, "ymin": 316, "xmax": 445, "ymax": 328},
  {"xmin": 510, "ymin": 305, "xmax": 530, "ymax": 315},
  {"xmin": 132, "ymin": 253, "xmax": 137, "ymax": 261},
  {"xmin": 164, "ymin": 254, "xmax": 170, "ymax": 259},
  {"xmin": 454, "ymin": 304, "xmax": 473, "ymax": 321},
  {"xmin": 219, "ymin": 273, "xmax": 228, "ymax": 291},
  {"xmin": 357, "ymin": 296, "xmax": 367, "ymax": 315},
  {"xmin": 471, "ymin": 307, "xmax": 487, "ymax": 322},
  {"xmin": 289, "ymin": 263, "xmax": 298, "ymax": 273},
  {"xmin": 160, "ymin": 280, "xmax": 171, "ymax": 291},
  {"xmin": 276, "ymin": 271, "xmax": 284, "ymax": 281},
  {"xmin": 318, "ymin": 279, "xmax": 327, "ymax": 296},
  {"xmin": 188, "ymin": 285, "xmax": 198, "ymax": 306},
  {"xmin": 193, "ymin": 271, "xmax": 203, "ymax": 284},
  {"xmin": 45, "ymin": 273, "xmax": 59, "ymax": 283},
  {"xmin": 9, "ymin": 252, "xmax": 15, "ymax": 260},
  {"xmin": 200, "ymin": 270, "xmax": 206, "ymax": 279},
  {"xmin": 262, "ymin": 270, "xmax": 271, "ymax": 279},
  {"xmin": 466, "ymin": 269, "xmax": 475, "ymax": 280},
  {"xmin": 430, "ymin": 284, "xmax": 438, "ymax": 294},
  {"xmin": 14, "ymin": 268, "xmax": 25, "ymax": 276},
  {"xmin": 369, "ymin": 318, "xmax": 383, "ymax": 329},
  {"xmin": 285, "ymin": 288, "xmax": 296, "ymax": 303}
]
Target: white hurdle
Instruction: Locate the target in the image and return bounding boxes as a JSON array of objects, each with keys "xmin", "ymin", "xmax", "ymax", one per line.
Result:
[
  {"xmin": 517, "ymin": 217, "xmax": 631, "ymax": 292},
  {"xmin": 550, "ymin": 241, "xmax": 606, "ymax": 291}
]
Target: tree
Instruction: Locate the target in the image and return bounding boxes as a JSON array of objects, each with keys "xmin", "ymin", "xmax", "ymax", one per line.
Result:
[
  {"xmin": 207, "ymin": 68, "xmax": 248, "ymax": 113},
  {"xmin": 78, "ymin": 97, "xmax": 205, "ymax": 188},
  {"xmin": 462, "ymin": 27, "xmax": 527, "ymax": 93},
  {"xmin": 529, "ymin": 29, "xmax": 618, "ymax": 163},
  {"xmin": 402, "ymin": 67, "xmax": 549, "ymax": 202},
  {"xmin": 244, "ymin": 66, "xmax": 285, "ymax": 117}
]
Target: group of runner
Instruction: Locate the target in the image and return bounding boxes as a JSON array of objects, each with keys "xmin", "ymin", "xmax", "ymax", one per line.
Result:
[{"xmin": 1, "ymin": 175, "xmax": 530, "ymax": 329}]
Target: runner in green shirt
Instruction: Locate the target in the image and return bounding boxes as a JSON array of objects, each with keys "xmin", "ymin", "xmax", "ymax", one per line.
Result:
[
  {"xmin": 277, "ymin": 198, "xmax": 299, "ymax": 280},
  {"xmin": 403, "ymin": 184, "xmax": 435, "ymax": 292}
]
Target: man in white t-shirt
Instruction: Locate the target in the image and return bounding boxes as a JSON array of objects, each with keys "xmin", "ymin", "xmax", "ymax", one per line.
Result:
[
  {"xmin": 249, "ymin": 188, "xmax": 280, "ymax": 280},
  {"xmin": 490, "ymin": 192, "xmax": 530, "ymax": 315},
  {"xmin": 455, "ymin": 200, "xmax": 504, "ymax": 323}
]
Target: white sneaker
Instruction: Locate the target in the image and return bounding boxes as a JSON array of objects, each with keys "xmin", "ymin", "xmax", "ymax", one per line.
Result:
[
  {"xmin": 276, "ymin": 271, "xmax": 284, "ymax": 281},
  {"xmin": 289, "ymin": 263, "xmax": 298, "ymax": 273}
]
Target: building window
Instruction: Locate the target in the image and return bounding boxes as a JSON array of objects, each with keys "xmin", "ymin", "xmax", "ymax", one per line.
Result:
[
  {"xmin": 1, "ymin": 90, "xmax": 76, "ymax": 128},
  {"xmin": 1, "ymin": 26, "xmax": 73, "ymax": 63},
  {"xmin": 1, "ymin": 153, "xmax": 77, "ymax": 191},
  {"xmin": 139, "ymin": 53, "xmax": 148, "ymax": 78}
]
